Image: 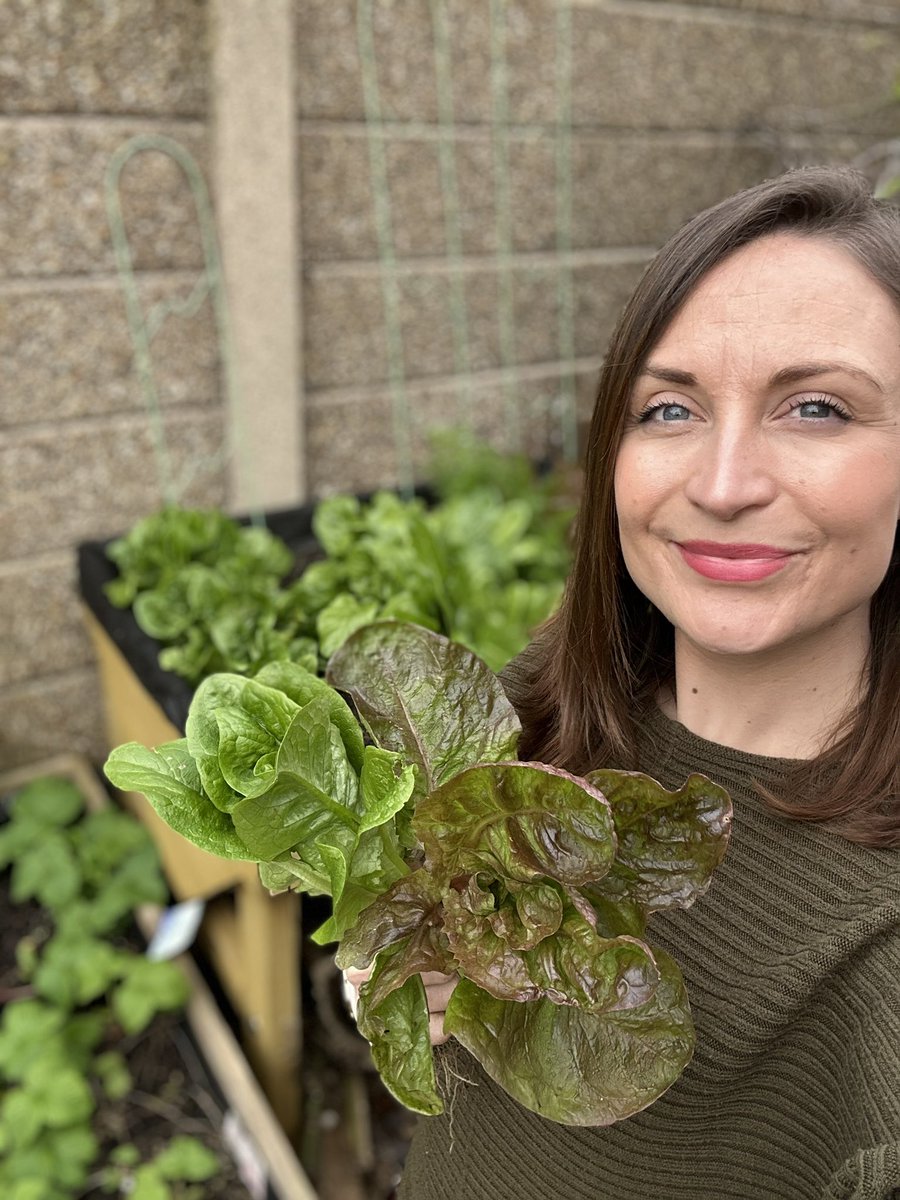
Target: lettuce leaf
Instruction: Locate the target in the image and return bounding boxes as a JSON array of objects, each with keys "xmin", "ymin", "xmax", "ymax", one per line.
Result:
[
  {"xmin": 443, "ymin": 886, "xmax": 658, "ymax": 1013},
  {"xmin": 232, "ymin": 699, "xmax": 360, "ymax": 863},
  {"xmin": 413, "ymin": 761, "xmax": 617, "ymax": 885},
  {"xmin": 584, "ymin": 770, "xmax": 732, "ymax": 913},
  {"xmin": 356, "ymin": 946, "xmax": 443, "ymax": 1116},
  {"xmin": 444, "ymin": 946, "xmax": 694, "ymax": 1126},
  {"xmin": 104, "ymin": 741, "xmax": 255, "ymax": 861},
  {"xmin": 326, "ymin": 621, "xmax": 521, "ymax": 798}
]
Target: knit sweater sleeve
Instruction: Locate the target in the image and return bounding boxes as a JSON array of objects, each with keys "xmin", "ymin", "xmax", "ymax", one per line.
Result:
[
  {"xmin": 819, "ymin": 920, "xmax": 900, "ymax": 1200},
  {"xmin": 824, "ymin": 1145, "xmax": 900, "ymax": 1200}
]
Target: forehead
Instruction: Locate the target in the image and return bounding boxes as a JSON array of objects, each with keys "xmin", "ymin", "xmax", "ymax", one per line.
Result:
[{"xmin": 652, "ymin": 233, "xmax": 900, "ymax": 368}]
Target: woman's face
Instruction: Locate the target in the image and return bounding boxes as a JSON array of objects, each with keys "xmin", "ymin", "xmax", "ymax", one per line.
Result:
[{"xmin": 614, "ymin": 233, "xmax": 900, "ymax": 663}]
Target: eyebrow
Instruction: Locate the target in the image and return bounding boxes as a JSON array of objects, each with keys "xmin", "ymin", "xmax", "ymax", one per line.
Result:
[
  {"xmin": 767, "ymin": 361, "xmax": 885, "ymax": 393},
  {"xmin": 641, "ymin": 366, "xmax": 697, "ymax": 386},
  {"xmin": 641, "ymin": 360, "xmax": 885, "ymax": 393}
]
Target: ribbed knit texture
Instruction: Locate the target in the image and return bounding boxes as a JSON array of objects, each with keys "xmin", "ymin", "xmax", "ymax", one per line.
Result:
[{"xmin": 398, "ymin": 706, "xmax": 900, "ymax": 1200}]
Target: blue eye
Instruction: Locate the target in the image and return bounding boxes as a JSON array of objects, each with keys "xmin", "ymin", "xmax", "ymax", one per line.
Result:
[
  {"xmin": 640, "ymin": 403, "xmax": 692, "ymax": 423},
  {"xmin": 789, "ymin": 396, "xmax": 851, "ymax": 421},
  {"xmin": 798, "ymin": 402, "xmax": 844, "ymax": 419}
]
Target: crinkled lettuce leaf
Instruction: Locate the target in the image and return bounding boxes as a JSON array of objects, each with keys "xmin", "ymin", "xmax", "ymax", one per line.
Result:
[
  {"xmin": 443, "ymin": 885, "xmax": 658, "ymax": 1013},
  {"xmin": 584, "ymin": 770, "xmax": 732, "ymax": 913},
  {"xmin": 444, "ymin": 946, "xmax": 694, "ymax": 1126},
  {"xmin": 336, "ymin": 869, "xmax": 445, "ymax": 971},
  {"xmin": 413, "ymin": 761, "xmax": 617, "ymax": 886},
  {"xmin": 326, "ymin": 621, "xmax": 521, "ymax": 798},
  {"xmin": 103, "ymin": 741, "xmax": 255, "ymax": 861}
]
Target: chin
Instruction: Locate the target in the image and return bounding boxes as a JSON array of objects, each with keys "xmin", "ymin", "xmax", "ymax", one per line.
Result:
[{"xmin": 676, "ymin": 623, "xmax": 787, "ymax": 659}]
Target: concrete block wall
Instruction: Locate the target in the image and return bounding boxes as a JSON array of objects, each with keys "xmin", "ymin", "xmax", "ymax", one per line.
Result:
[
  {"xmin": 2, "ymin": 0, "xmax": 898, "ymax": 767},
  {"xmin": 296, "ymin": 0, "xmax": 900, "ymax": 493},
  {"xmin": 1, "ymin": 0, "xmax": 224, "ymax": 766}
]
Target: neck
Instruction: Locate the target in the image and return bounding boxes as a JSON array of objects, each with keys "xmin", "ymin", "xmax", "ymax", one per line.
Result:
[{"xmin": 664, "ymin": 621, "xmax": 870, "ymax": 760}]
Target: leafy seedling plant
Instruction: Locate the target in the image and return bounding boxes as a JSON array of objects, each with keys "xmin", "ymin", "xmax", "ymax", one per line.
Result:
[
  {"xmin": 105, "ymin": 622, "xmax": 732, "ymax": 1126},
  {"xmin": 105, "ymin": 506, "xmax": 319, "ymax": 686},
  {"xmin": 104, "ymin": 433, "xmax": 575, "ymax": 686},
  {"xmin": 0, "ymin": 776, "xmax": 219, "ymax": 1200}
]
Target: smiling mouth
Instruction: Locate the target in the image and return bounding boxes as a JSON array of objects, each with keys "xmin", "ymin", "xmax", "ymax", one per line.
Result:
[{"xmin": 675, "ymin": 541, "xmax": 797, "ymax": 581}]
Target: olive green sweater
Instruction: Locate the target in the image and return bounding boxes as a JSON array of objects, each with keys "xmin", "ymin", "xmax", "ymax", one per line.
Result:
[{"xmin": 398, "ymin": 707, "xmax": 900, "ymax": 1200}]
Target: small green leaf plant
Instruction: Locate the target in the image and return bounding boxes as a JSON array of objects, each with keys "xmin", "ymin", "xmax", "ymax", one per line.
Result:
[
  {"xmin": 0, "ymin": 776, "xmax": 220, "ymax": 1199},
  {"xmin": 104, "ymin": 433, "xmax": 576, "ymax": 685},
  {"xmin": 100, "ymin": 1137, "xmax": 219, "ymax": 1200},
  {"xmin": 105, "ymin": 507, "xmax": 318, "ymax": 686},
  {"xmin": 105, "ymin": 621, "xmax": 733, "ymax": 1127}
]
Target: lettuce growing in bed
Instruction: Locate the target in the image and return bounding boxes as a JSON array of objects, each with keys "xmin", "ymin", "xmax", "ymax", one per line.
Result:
[
  {"xmin": 102, "ymin": 437, "xmax": 576, "ymax": 690},
  {"xmin": 104, "ymin": 622, "xmax": 732, "ymax": 1126},
  {"xmin": 105, "ymin": 507, "xmax": 317, "ymax": 684}
]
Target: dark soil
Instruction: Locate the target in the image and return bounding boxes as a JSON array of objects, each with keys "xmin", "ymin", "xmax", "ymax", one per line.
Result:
[{"xmin": 84, "ymin": 1013, "xmax": 252, "ymax": 1199}]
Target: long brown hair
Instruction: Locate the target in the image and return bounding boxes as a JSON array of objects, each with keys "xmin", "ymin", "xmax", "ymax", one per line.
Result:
[{"xmin": 512, "ymin": 166, "xmax": 900, "ymax": 848}]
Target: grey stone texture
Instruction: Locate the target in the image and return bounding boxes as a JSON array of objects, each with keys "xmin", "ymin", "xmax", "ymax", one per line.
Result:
[
  {"xmin": 0, "ymin": 554, "xmax": 94, "ymax": 688},
  {"xmin": 0, "ymin": 122, "xmax": 208, "ymax": 277},
  {"xmin": 2, "ymin": 277, "xmax": 219, "ymax": 426},
  {"xmin": 656, "ymin": 0, "xmax": 900, "ymax": 24},
  {"xmin": 304, "ymin": 257, "xmax": 645, "ymax": 389},
  {"xmin": 0, "ymin": 3, "xmax": 218, "ymax": 769},
  {"xmin": 299, "ymin": 129, "xmax": 874, "ymax": 261},
  {"xmin": 0, "ymin": 670, "xmax": 106, "ymax": 770},
  {"xmin": 305, "ymin": 363, "xmax": 600, "ymax": 495},
  {"xmin": 296, "ymin": 0, "xmax": 900, "ymax": 134},
  {"xmin": 1, "ymin": 409, "xmax": 227, "ymax": 560},
  {"xmin": 0, "ymin": 0, "xmax": 208, "ymax": 116},
  {"xmin": 569, "ymin": 9, "xmax": 900, "ymax": 135}
]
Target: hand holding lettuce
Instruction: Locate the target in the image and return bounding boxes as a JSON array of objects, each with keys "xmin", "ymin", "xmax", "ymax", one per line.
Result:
[{"xmin": 104, "ymin": 622, "xmax": 732, "ymax": 1126}]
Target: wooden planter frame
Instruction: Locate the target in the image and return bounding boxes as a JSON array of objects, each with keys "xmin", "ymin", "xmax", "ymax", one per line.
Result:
[
  {"xmin": 76, "ymin": 506, "xmax": 329, "ymax": 1136},
  {"xmin": 83, "ymin": 610, "xmax": 304, "ymax": 1137}
]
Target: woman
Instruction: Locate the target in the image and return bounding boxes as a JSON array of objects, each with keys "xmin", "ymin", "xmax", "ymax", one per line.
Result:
[{"xmin": 357, "ymin": 166, "xmax": 900, "ymax": 1199}]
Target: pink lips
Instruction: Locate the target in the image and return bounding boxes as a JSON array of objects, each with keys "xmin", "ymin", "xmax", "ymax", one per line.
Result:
[{"xmin": 676, "ymin": 541, "xmax": 796, "ymax": 582}]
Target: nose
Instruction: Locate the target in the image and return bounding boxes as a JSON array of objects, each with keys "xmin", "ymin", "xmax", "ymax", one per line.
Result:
[{"xmin": 682, "ymin": 426, "xmax": 777, "ymax": 520}]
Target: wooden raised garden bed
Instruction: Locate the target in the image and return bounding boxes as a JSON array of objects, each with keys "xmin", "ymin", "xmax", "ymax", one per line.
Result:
[{"xmin": 77, "ymin": 506, "xmax": 323, "ymax": 1138}]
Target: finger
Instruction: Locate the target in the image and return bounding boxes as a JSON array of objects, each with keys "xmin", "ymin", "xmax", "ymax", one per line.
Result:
[
  {"xmin": 343, "ymin": 966, "xmax": 372, "ymax": 988},
  {"xmin": 341, "ymin": 965, "xmax": 374, "ymax": 1022},
  {"xmin": 341, "ymin": 972, "xmax": 360, "ymax": 1019},
  {"xmin": 420, "ymin": 971, "xmax": 457, "ymax": 985},
  {"xmin": 424, "ymin": 979, "xmax": 458, "ymax": 1011},
  {"xmin": 429, "ymin": 1011, "xmax": 451, "ymax": 1046}
]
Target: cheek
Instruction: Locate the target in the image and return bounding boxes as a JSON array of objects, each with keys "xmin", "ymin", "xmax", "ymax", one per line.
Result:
[
  {"xmin": 783, "ymin": 437, "xmax": 899, "ymax": 529},
  {"xmin": 801, "ymin": 461, "xmax": 900, "ymax": 598},
  {"xmin": 613, "ymin": 457, "xmax": 643, "ymax": 552},
  {"xmin": 612, "ymin": 449, "xmax": 633, "ymax": 510},
  {"xmin": 614, "ymin": 447, "xmax": 672, "ymax": 537},
  {"xmin": 808, "ymin": 462, "xmax": 899, "ymax": 543}
]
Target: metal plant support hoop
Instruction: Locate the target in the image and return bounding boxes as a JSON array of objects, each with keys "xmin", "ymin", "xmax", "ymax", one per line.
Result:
[
  {"xmin": 105, "ymin": 133, "xmax": 259, "ymax": 517},
  {"xmin": 355, "ymin": 0, "xmax": 582, "ymax": 491},
  {"xmin": 106, "ymin": 12, "xmax": 583, "ymax": 506}
]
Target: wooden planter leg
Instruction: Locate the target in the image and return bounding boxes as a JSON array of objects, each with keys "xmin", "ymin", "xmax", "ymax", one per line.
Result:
[{"xmin": 235, "ymin": 880, "xmax": 303, "ymax": 1137}]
